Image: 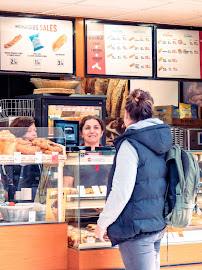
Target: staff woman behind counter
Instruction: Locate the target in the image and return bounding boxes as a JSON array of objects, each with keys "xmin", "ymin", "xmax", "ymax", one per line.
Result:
[
  {"xmin": 63, "ymin": 115, "xmax": 111, "ymax": 188},
  {"xmin": 2, "ymin": 116, "xmax": 41, "ymax": 201}
]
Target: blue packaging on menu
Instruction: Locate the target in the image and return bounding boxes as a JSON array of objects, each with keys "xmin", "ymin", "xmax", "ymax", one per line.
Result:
[{"xmin": 29, "ymin": 33, "xmax": 44, "ymax": 51}]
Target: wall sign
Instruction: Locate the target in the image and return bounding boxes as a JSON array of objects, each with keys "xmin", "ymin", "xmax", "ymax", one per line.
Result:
[
  {"xmin": 86, "ymin": 20, "xmax": 153, "ymax": 78},
  {"xmin": 156, "ymin": 28, "xmax": 202, "ymax": 79},
  {"xmin": 0, "ymin": 15, "xmax": 74, "ymax": 75}
]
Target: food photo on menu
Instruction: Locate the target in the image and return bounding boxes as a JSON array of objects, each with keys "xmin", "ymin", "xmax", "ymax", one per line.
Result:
[{"xmin": 0, "ymin": 16, "xmax": 73, "ymax": 74}]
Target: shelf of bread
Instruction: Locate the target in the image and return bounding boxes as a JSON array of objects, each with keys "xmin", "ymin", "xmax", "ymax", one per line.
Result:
[
  {"xmin": 0, "ymin": 130, "xmax": 66, "ymax": 164},
  {"xmin": 68, "ymin": 224, "xmax": 111, "ymax": 249},
  {"xmin": 66, "ymin": 199, "xmax": 105, "ymax": 209}
]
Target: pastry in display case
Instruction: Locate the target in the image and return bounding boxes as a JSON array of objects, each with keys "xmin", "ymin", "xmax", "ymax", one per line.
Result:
[
  {"xmin": 0, "ymin": 127, "xmax": 66, "ymax": 224},
  {"xmin": 64, "ymin": 148, "xmax": 115, "ymax": 249}
]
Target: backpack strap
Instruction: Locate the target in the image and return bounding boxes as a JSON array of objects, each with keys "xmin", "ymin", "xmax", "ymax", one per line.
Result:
[
  {"xmin": 175, "ymin": 183, "xmax": 182, "ymax": 214},
  {"xmin": 166, "ymin": 144, "xmax": 185, "ymax": 215}
]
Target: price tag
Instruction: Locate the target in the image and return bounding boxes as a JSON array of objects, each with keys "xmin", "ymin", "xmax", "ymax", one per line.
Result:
[
  {"xmin": 92, "ymin": 185, "xmax": 101, "ymax": 195},
  {"xmin": 35, "ymin": 152, "xmax": 42, "ymax": 163},
  {"xmin": 77, "ymin": 185, "xmax": 85, "ymax": 196},
  {"xmin": 99, "ymin": 185, "xmax": 107, "ymax": 196},
  {"xmin": 52, "ymin": 152, "xmax": 59, "ymax": 162},
  {"xmin": 29, "ymin": 211, "xmax": 36, "ymax": 222},
  {"xmin": 14, "ymin": 152, "xmax": 21, "ymax": 163}
]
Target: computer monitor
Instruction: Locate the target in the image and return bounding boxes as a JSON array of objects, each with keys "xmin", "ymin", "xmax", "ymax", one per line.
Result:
[{"xmin": 54, "ymin": 120, "xmax": 79, "ymax": 146}]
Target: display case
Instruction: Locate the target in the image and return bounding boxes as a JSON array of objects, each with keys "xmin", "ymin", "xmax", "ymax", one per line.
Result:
[
  {"xmin": 65, "ymin": 148, "xmax": 202, "ymax": 270},
  {"xmin": 64, "ymin": 148, "xmax": 115, "ymax": 250},
  {"xmin": 0, "ymin": 127, "xmax": 66, "ymax": 224}
]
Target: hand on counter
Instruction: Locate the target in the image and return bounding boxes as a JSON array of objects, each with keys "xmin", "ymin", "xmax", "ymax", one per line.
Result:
[{"xmin": 94, "ymin": 224, "xmax": 106, "ymax": 242}]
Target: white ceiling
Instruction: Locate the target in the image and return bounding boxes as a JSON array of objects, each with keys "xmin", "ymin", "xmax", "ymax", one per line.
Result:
[{"xmin": 0, "ymin": 0, "xmax": 202, "ymax": 27}]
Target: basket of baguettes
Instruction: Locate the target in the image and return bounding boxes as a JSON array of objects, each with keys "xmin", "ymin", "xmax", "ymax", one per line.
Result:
[{"xmin": 0, "ymin": 130, "xmax": 66, "ymax": 163}]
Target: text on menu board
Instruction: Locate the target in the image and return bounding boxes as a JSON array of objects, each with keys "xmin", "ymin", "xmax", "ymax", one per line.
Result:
[
  {"xmin": 86, "ymin": 21, "xmax": 153, "ymax": 77},
  {"xmin": 157, "ymin": 28, "xmax": 202, "ymax": 79}
]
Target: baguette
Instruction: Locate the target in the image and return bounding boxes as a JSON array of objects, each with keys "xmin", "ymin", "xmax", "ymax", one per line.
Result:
[
  {"xmin": 52, "ymin": 34, "xmax": 67, "ymax": 52},
  {"xmin": 111, "ymin": 80, "xmax": 127, "ymax": 118},
  {"xmin": 120, "ymin": 81, "xmax": 129, "ymax": 119},
  {"xmin": 4, "ymin": 34, "xmax": 22, "ymax": 49},
  {"xmin": 106, "ymin": 79, "xmax": 120, "ymax": 117}
]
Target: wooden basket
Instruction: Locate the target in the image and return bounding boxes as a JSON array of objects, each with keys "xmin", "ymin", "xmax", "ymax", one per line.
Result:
[
  {"xmin": 30, "ymin": 78, "xmax": 80, "ymax": 89},
  {"xmin": 33, "ymin": 88, "xmax": 75, "ymax": 94}
]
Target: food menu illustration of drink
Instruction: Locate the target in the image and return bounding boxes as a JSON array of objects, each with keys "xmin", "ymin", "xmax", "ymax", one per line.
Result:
[
  {"xmin": 86, "ymin": 21, "xmax": 153, "ymax": 77},
  {"xmin": 0, "ymin": 16, "xmax": 74, "ymax": 74},
  {"xmin": 157, "ymin": 28, "xmax": 202, "ymax": 79}
]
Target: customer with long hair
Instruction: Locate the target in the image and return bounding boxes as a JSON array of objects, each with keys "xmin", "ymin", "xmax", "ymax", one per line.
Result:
[{"xmin": 95, "ymin": 89, "xmax": 173, "ymax": 270}]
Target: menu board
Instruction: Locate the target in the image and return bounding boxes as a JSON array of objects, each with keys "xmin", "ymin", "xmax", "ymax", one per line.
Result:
[
  {"xmin": 157, "ymin": 28, "xmax": 202, "ymax": 79},
  {"xmin": 0, "ymin": 16, "xmax": 74, "ymax": 74},
  {"xmin": 86, "ymin": 20, "xmax": 153, "ymax": 77}
]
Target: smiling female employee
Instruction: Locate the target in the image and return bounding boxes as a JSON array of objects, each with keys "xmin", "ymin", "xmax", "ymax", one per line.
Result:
[{"xmin": 63, "ymin": 115, "xmax": 110, "ymax": 188}]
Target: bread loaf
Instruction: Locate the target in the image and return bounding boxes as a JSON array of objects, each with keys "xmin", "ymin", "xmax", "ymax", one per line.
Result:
[
  {"xmin": 111, "ymin": 80, "xmax": 127, "ymax": 118},
  {"xmin": 94, "ymin": 78, "xmax": 109, "ymax": 95},
  {"xmin": 120, "ymin": 81, "xmax": 129, "ymax": 119},
  {"xmin": 4, "ymin": 34, "xmax": 22, "ymax": 48},
  {"xmin": 106, "ymin": 79, "xmax": 120, "ymax": 117},
  {"xmin": 52, "ymin": 34, "xmax": 67, "ymax": 52}
]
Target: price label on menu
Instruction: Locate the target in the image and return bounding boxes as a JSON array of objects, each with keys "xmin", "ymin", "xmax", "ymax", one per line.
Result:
[
  {"xmin": 86, "ymin": 20, "xmax": 153, "ymax": 77},
  {"xmin": 92, "ymin": 185, "xmax": 101, "ymax": 195},
  {"xmin": 156, "ymin": 28, "xmax": 202, "ymax": 79},
  {"xmin": 14, "ymin": 152, "xmax": 21, "ymax": 163},
  {"xmin": 35, "ymin": 152, "xmax": 42, "ymax": 163}
]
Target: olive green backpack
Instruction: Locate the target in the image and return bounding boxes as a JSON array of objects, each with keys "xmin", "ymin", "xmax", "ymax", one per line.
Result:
[{"xmin": 165, "ymin": 144, "xmax": 200, "ymax": 228}]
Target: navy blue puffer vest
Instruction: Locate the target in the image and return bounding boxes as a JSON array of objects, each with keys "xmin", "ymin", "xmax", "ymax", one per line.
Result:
[{"xmin": 106, "ymin": 124, "xmax": 173, "ymax": 246}]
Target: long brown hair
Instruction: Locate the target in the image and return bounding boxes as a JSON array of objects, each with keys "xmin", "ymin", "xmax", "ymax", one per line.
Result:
[{"xmin": 125, "ymin": 89, "xmax": 154, "ymax": 122}]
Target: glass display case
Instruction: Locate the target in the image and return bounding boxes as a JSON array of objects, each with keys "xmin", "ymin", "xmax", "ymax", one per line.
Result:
[
  {"xmin": 65, "ymin": 148, "xmax": 202, "ymax": 252},
  {"xmin": 64, "ymin": 148, "xmax": 115, "ymax": 250},
  {"xmin": 0, "ymin": 127, "xmax": 66, "ymax": 224}
]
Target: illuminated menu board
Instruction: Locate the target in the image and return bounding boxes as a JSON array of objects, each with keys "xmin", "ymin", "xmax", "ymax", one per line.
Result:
[
  {"xmin": 156, "ymin": 28, "xmax": 202, "ymax": 79},
  {"xmin": 0, "ymin": 16, "xmax": 74, "ymax": 74},
  {"xmin": 86, "ymin": 20, "xmax": 153, "ymax": 77}
]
